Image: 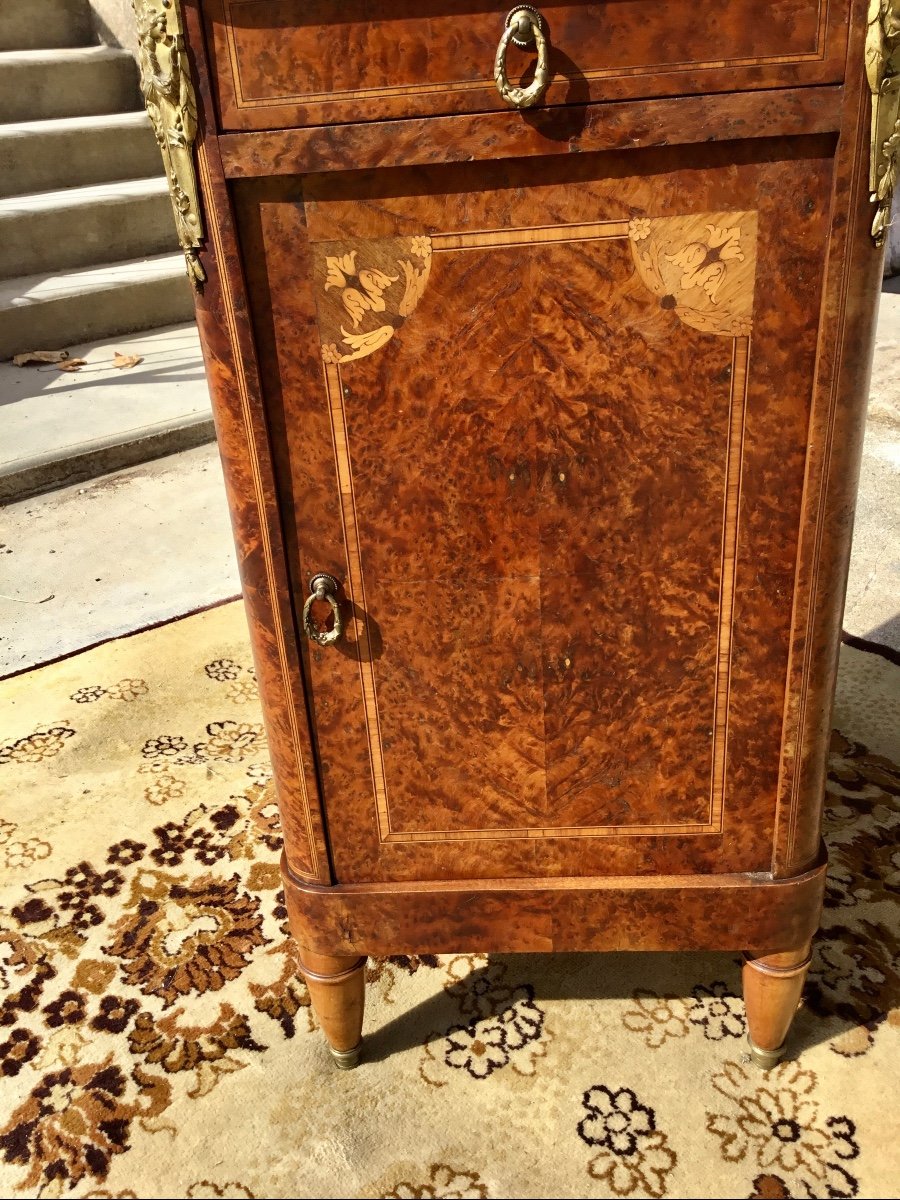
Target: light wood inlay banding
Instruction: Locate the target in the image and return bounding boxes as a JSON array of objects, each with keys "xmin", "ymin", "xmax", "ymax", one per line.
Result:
[
  {"xmin": 318, "ymin": 216, "xmax": 758, "ymax": 846},
  {"xmin": 221, "ymin": 0, "xmax": 831, "ymax": 110}
]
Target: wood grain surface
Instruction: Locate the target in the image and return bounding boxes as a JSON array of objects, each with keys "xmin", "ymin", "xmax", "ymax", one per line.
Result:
[
  {"xmin": 771, "ymin": 6, "xmax": 887, "ymax": 877},
  {"xmin": 282, "ymin": 851, "xmax": 828, "ymax": 958},
  {"xmin": 743, "ymin": 944, "xmax": 813, "ymax": 1053},
  {"xmin": 178, "ymin": 1, "xmax": 882, "ymax": 990},
  {"xmin": 203, "ymin": 0, "xmax": 848, "ymax": 130},
  {"xmin": 236, "ymin": 137, "xmax": 833, "ymax": 884},
  {"xmin": 217, "ymin": 87, "xmax": 844, "ymax": 180},
  {"xmin": 183, "ymin": 0, "xmax": 333, "ymax": 884}
]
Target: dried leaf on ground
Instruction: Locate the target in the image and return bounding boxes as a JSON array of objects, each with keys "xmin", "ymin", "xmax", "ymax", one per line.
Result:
[
  {"xmin": 112, "ymin": 352, "xmax": 144, "ymax": 370},
  {"xmin": 12, "ymin": 350, "xmax": 69, "ymax": 367},
  {"xmin": 57, "ymin": 359, "xmax": 88, "ymax": 373}
]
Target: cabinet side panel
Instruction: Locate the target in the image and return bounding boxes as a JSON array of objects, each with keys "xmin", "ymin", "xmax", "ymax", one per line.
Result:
[
  {"xmin": 775, "ymin": 3, "xmax": 886, "ymax": 874},
  {"xmin": 184, "ymin": 0, "xmax": 332, "ymax": 884}
]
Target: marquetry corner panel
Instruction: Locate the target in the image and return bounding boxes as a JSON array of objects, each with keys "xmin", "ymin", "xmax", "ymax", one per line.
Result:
[{"xmin": 312, "ymin": 212, "xmax": 757, "ymax": 847}]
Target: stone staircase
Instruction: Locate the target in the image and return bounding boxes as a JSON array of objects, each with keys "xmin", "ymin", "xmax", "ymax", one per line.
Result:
[{"xmin": 0, "ymin": 0, "xmax": 195, "ymax": 360}]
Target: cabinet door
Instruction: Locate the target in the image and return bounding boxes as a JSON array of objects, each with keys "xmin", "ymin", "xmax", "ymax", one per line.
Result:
[{"xmin": 237, "ymin": 135, "xmax": 833, "ymax": 884}]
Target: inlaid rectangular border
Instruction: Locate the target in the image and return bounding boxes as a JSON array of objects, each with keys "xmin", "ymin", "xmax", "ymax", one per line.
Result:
[
  {"xmin": 318, "ymin": 218, "xmax": 752, "ymax": 845},
  {"xmin": 222, "ymin": 0, "xmax": 830, "ymax": 109}
]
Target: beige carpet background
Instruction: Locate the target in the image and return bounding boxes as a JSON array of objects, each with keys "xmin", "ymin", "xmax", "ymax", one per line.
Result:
[{"xmin": 0, "ymin": 602, "xmax": 898, "ymax": 1198}]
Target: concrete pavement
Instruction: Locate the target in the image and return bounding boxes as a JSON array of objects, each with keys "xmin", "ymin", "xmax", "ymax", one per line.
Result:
[
  {"xmin": 0, "ymin": 322, "xmax": 212, "ymax": 501},
  {"xmin": 0, "ymin": 443, "xmax": 240, "ymax": 676}
]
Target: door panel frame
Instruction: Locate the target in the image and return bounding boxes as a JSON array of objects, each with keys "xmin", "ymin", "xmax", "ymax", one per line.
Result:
[{"xmin": 316, "ymin": 217, "xmax": 754, "ymax": 846}]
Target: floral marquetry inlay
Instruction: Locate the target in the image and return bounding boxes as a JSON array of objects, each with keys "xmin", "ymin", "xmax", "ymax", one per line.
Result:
[
  {"xmin": 315, "ymin": 215, "xmax": 757, "ymax": 366},
  {"xmin": 316, "ymin": 237, "xmax": 433, "ymax": 364},
  {"xmin": 628, "ymin": 212, "xmax": 757, "ymax": 337},
  {"xmin": 315, "ymin": 211, "xmax": 758, "ymax": 848}
]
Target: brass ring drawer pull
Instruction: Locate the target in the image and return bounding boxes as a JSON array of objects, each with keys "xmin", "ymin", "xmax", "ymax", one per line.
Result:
[
  {"xmin": 302, "ymin": 573, "xmax": 344, "ymax": 646},
  {"xmin": 494, "ymin": 6, "xmax": 550, "ymax": 110}
]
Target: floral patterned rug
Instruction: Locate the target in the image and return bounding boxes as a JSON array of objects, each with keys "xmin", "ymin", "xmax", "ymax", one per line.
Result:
[{"xmin": 0, "ymin": 602, "xmax": 898, "ymax": 1199}]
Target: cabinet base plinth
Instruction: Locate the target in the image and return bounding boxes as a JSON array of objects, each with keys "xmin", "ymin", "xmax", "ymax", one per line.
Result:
[
  {"xmin": 284, "ymin": 856, "xmax": 825, "ymax": 1067},
  {"xmin": 282, "ymin": 853, "xmax": 827, "ymax": 960}
]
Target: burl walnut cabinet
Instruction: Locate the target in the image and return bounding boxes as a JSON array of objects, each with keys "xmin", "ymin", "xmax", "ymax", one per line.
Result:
[{"xmin": 136, "ymin": 0, "xmax": 896, "ymax": 1069}]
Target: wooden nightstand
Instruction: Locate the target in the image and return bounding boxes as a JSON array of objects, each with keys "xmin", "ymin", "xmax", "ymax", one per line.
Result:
[{"xmin": 136, "ymin": 0, "xmax": 892, "ymax": 1069}]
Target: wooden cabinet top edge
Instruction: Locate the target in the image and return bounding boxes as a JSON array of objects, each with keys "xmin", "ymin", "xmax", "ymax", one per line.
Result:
[{"xmin": 216, "ymin": 85, "xmax": 845, "ymax": 179}]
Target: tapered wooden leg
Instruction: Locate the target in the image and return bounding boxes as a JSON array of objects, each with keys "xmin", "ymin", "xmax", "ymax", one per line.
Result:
[
  {"xmin": 742, "ymin": 942, "xmax": 812, "ymax": 1069},
  {"xmin": 298, "ymin": 949, "xmax": 367, "ymax": 1070}
]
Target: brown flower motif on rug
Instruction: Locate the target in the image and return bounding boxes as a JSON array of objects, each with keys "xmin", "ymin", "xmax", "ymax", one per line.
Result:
[
  {"xmin": 621, "ymin": 980, "xmax": 746, "ymax": 1048},
  {"xmin": 141, "ymin": 734, "xmax": 188, "ymax": 760},
  {"xmin": 577, "ymin": 1084, "xmax": 677, "ymax": 1197},
  {"xmin": 0, "ymin": 1029, "xmax": 41, "ymax": 1078},
  {"xmin": 128, "ymin": 1004, "xmax": 264, "ymax": 1098},
  {"xmin": 686, "ymin": 982, "xmax": 746, "ymax": 1040},
  {"xmin": 225, "ymin": 680, "xmax": 258, "ymax": 705},
  {"xmin": 378, "ymin": 1162, "xmax": 489, "ymax": 1198},
  {"xmin": 620, "ymin": 990, "xmax": 689, "ymax": 1048},
  {"xmin": 0, "ymin": 1059, "xmax": 169, "ymax": 1192},
  {"xmin": 706, "ymin": 1060, "xmax": 859, "ymax": 1197},
  {"xmin": 139, "ymin": 766, "xmax": 187, "ymax": 807},
  {"xmin": 805, "ymin": 922, "xmax": 900, "ymax": 1056},
  {"xmin": 248, "ymin": 939, "xmax": 314, "ymax": 1038},
  {"xmin": 420, "ymin": 958, "xmax": 551, "ymax": 1084},
  {"xmin": 194, "ymin": 721, "xmax": 265, "ymax": 764},
  {"xmin": 70, "ymin": 680, "xmax": 148, "ymax": 704},
  {"xmin": 106, "ymin": 679, "xmax": 149, "ymax": 703},
  {"xmin": 1, "ymin": 819, "xmax": 51, "ymax": 873},
  {"xmin": 247, "ymin": 785, "xmax": 281, "ymax": 852},
  {"xmin": 0, "ymin": 724, "xmax": 75, "ymax": 765},
  {"xmin": 105, "ymin": 872, "xmax": 265, "ymax": 1006},
  {"xmin": 204, "ymin": 659, "xmax": 244, "ymax": 682}
]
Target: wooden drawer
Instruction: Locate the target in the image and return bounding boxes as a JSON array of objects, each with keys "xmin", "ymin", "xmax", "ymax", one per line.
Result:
[{"xmin": 204, "ymin": 0, "xmax": 850, "ymax": 131}]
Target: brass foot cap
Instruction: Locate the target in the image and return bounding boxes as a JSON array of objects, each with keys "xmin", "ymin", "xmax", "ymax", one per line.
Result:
[
  {"xmin": 747, "ymin": 1036, "xmax": 786, "ymax": 1070},
  {"xmin": 329, "ymin": 1042, "xmax": 362, "ymax": 1070}
]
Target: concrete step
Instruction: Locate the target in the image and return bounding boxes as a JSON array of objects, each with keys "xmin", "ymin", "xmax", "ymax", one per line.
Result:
[
  {"xmin": 0, "ymin": 112, "xmax": 161, "ymax": 198},
  {"xmin": 0, "ymin": 322, "xmax": 213, "ymax": 503},
  {"xmin": 0, "ymin": 0, "xmax": 93, "ymax": 51},
  {"xmin": 0, "ymin": 46, "xmax": 139, "ymax": 122},
  {"xmin": 0, "ymin": 253, "xmax": 195, "ymax": 360},
  {"xmin": 0, "ymin": 178, "xmax": 177, "ymax": 279}
]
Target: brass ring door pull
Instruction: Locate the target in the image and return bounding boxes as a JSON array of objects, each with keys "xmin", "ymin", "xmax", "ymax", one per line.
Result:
[
  {"xmin": 494, "ymin": 6, "xmax": 550, "ymax": 110},
  {"xmin": 303, "ymin": 573, "xmax": 344, "ymax": 646}
]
